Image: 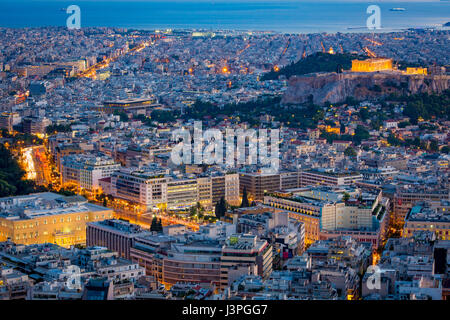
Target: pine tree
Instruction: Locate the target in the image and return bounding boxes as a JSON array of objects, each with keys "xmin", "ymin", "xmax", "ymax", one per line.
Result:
[
  {"xmin": 241, "ymin": 186, "xmax": 250, "ymax": 208},
  {"xmin": 150, "ymin": 216, "xmax": 158, "ymax": 232},
  {"xmin": 214, "ymin": 202, "xmax": 221, "ymax": 219},
  {"xmin": 215, "ymin": 197, "xmax": 227, "ymax": 219}
]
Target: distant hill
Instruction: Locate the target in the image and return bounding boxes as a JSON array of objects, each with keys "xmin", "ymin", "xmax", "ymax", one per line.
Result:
[{"xmin": 261, "ymin": 52, "xmax": 364, "ymax": 81}]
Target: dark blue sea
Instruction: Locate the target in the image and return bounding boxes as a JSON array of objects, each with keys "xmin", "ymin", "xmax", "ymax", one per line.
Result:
[{"xmin": 0, "ymin": 0, "xmax": 449, "ymax": 33}]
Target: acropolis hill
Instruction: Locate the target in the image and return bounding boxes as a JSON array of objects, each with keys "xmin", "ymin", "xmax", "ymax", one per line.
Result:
[{"xmin": 282, "ymin": 58, "xmax": 449, "ymax": 105}]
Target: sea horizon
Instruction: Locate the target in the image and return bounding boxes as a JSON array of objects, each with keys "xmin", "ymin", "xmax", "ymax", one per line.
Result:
[{"xmin": 0, "ymin": 0, "xmax": 449, "ymax": 34}]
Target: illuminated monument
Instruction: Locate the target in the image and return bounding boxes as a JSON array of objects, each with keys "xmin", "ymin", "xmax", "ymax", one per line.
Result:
[
  {"xmin": 405, "ymin": 67, "xmax": 428, "ymax": 75},
  {"xmin": 351, "ymin": 58, "xmax": 393, "ymax": 72},
  {"xmin": 351, "ymin": 58, "xmax": 428, "ymax": 75}
]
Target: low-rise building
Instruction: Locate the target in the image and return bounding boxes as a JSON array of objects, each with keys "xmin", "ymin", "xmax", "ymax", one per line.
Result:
[
  {"xmin": 0, "ymin": 193, "xmax": 113, "ymax": 248},
  {"xmin": 403, "ymin": 200, "xmax": 450, "ymax": 240}
]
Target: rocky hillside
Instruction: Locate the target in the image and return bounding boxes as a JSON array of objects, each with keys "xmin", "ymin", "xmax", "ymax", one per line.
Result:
[{"xmin": 282, "ymin": 72, "xmax": 450, "ymax": 105}]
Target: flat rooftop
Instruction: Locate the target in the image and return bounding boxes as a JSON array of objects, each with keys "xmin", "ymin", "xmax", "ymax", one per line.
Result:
[
  {"xmin": 0, "ymin": 192, "xmax": 111, "ymax": 221},
  {"xmin": 407, "ymin": 201, "xmax": 450, "ymax": 223}
]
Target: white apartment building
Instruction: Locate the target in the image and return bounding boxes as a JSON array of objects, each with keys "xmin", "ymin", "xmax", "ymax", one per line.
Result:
[
  {"xmin": 61, "ymin": 154, "xmax": 120, "ymax": 193},
  {"xmin": 264, "ymin": 186, "xmax": 384, "ymax": 236},
  {"xmin": 110, "ymin": 166, "xmax": 169, "ymax": 209},
  {"xmin": 109, "ymin": 167, "xmax": 239, "ymax": 211},
  {"xmin": 299, "ymin": 169, "xmax": 363, "ymax": 187}
]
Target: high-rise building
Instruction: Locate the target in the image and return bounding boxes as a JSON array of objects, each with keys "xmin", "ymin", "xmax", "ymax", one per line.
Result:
[
  {"xmin": 109, "ymin": 166, "xmax": 238, "ymax": 210},
  {"xmin": 211, "ymin": 173, "xmax": 240, "ymax": 206},
  {"xmin": 110, "ymin": 166, "xmax": 169, "ymax": 209},
  {"xmin": 239, "ymin": 172, "xmax": 281, "ymax": 201},
  {"xmin": 0, "ymin": 112, "xmax": 15, "ymax": 132},
  {"xmin": 166, "ymin": 178, "xmax": 199, "ymax": 209},
  {"xmin": 264, "ymin": 186, "xmax": 389, "ymax": 248},
  {"xmin": 220, "ymin": 234, "xmax": 273, "ymax": 289},
  {"xmin": 22, "ymin": 117, "xmax": 50, "ymax": 135}
]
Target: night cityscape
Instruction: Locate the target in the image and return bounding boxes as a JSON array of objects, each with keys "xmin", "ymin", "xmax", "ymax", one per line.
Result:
[{"xmin": 0, "ymin": 1, "xmax": 449, "ymax": 310}]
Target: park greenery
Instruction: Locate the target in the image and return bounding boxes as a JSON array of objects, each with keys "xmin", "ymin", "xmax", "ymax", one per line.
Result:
[
  {"xmin": 320, "ymin": 125, "xmax": 370, "ymax": 146},
  {"xmin": 46, "ymin": 123, "xmax": 72, "ymax": 134},
  {"xmin": 0, "ymin": 130, "xmax": 43, "ymax": 147},
  {"xmin": 0, "ymin": 144, "xmax": 44, "ymax": 197},
  {"xmin": 394, "ymin": 90, "xmax": 450, "ymax": 124},
  {"xmin": 183, "ymin": 96, "xmax": 324, "ymax": 129}
]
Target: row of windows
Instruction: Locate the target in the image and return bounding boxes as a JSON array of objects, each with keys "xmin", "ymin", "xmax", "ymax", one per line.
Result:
[
  {"xmin": 14, "ymin": 216, "xmax": 84, "ymax": 229},
  {"xmin": 10, "ymin": 213, "xmax": 113, "ymax": 230}
]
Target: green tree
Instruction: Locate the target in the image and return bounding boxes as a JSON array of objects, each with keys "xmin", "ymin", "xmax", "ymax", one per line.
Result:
[
  {"xmin": 241, "ymin": 187, "xmax": 250, "ymax": 208},
  {"xmin": 150, "ymin": 110, "xmax": 176, "ymax": 123},
  {"xmin": 0, "ymin": 144, "xmax": 37, "ymax": 196},
  {"xmin": 344, "ymin": 146, "xmax": 357, "ymax": 157},
  {"xmin": 398, "ymin": 121, "xmax": 410, "ymax": 128},
  {"xmin": 429, "ymin": 140, "xmax": 439, "ymax": 152},
  {"xmin": 46, "ymin": 123, "xmax": 72, "ymax": 134},
  {"xmin": 359, "ymin": 108, "xmax": 370, "ymax": 121},
  {"xmin": 196, "ymin": 201, "xmax": 204, "ymax": 213},
  {"xmin": 150, "ymin": 216, "xmax": 159, "ymax": 232},
  {"xmin": 215, "ymin": 197, "xmax": 227, "ymax": 219},
  {"xmin": 343, "ymin": 192, "xmax": 350, "ymax": 202},
  {"xmin": 387, "ymin": 133, "xmax": 402, "ymax": 146},
  {"xmin": 353, "ymin": 125, "xmax": 370, "ymax": 145},
  {"xmin": 261, "ymin": 52, "xmax": 362, "ymax": 81},
  {"xmin": 113, "ymin": 111, "xmax": 129, "ymax": 122},
  {"xmin": 189, "ymin": 206, "xmax": 197, "ymax": 218}
]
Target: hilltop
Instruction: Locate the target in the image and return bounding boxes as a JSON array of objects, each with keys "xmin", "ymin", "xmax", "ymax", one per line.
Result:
[{"xmin": 261, "ymin": 52, "xmax": 364, "ymax": 81}]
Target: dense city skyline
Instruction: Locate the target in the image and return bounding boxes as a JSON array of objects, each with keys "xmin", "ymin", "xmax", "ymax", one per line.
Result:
[{"xmin": 0, "ymin": 0, "xmax": 449, "ymax": 307}]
